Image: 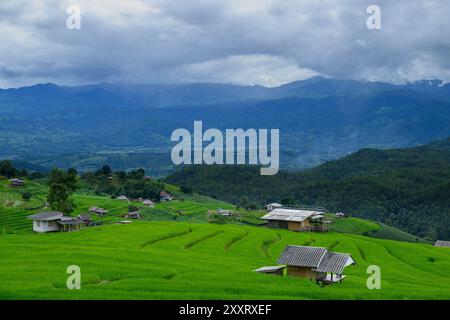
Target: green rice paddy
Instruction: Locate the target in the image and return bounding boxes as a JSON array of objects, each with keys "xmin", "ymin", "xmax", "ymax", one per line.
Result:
[{"xmin": 0, "ymin": 178, "xmax": 449, "ymax": 300}]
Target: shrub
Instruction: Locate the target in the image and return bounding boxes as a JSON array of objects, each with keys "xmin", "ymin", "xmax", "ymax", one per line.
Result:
[{"xmin": 21, "ymin": 192, "xmax": 32, "ymax": 201}]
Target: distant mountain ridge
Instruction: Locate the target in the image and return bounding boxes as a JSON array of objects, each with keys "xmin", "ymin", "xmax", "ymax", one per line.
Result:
[{"xmin": 2, "ymin": 77, "xmax": 450, "ymax": 172}]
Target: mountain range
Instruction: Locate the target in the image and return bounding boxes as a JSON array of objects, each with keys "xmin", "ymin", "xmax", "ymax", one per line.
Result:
[{"xmin": 1, "ymin": 77, "xmax": 450, "ymax": 174}]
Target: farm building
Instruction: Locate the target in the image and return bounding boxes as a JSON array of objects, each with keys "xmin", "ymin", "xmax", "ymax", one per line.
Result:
[
  {"xmin": 276, "ymin": 245, "xmax": 356, "ymax": 284},
  {"xmin": 27, "ymin": 211, "xmax": 63, "ymax": 233},
  {"xmin": 57, "ymin": 216, "xmax": 87, "ymax": 232},
  {"xmin": 9, "ymin": 178, "xmax": 25, "ymax": 187},
  {"xmin": 123, "ymin": 211, "xmax": 141, "ymax": 219},
  {"xmin": 117, "ymin": 195, "xmax": 129, "ymax": 201},
  {"xmin": 88, "ymin": 206, "xmax": 109, "ymax": 216},
  {"xmin": 27, "ymin": 212, "xmax": 89, "ymax": 233},
  {"xmin": 434, "ymin": 240, "xmax": 450, "ymax": 248},
  {"xmin": 143, "ymin": 199, "xmax": 155, "ymax": 207},
  {"xmin": 78, "ymin": 213, "xmax": 93, "ymax": 226},
  {"xmin": 117, "ymin": 220, "xmax": 132, "ymax": 224},
  {"xmin": 265, "ymin": 203, "xmax": 283, "ymax": 212},
  {"xmin": 208, "ymin": 208, "xmax": 234, "ymax": 218},
  {"xmin": 216, "ymin": 208, "xmax": 233, "ymax": 217},
  {"xmin": 261, "ymin": 208, "xmax": 328, "ymax": 232},
  {"xmin": 160, "ymin": 191, "xmax": 173, "ymax": 202}
]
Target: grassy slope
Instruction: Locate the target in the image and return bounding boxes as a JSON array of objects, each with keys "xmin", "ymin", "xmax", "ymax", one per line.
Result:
[
  {"xmin": 327, "ymin": 215, "xmax": 380, "ymax": 235},
  {"xmin": 0, "ymin": 178, "xmax": 259, "ymax": 234},
  {"xmin": 1, "ymin": 179, "xmax": 446, "ymax": 299},
  {"xmin": 328, "ymin": 215, "xmax": 428, "ymax": 243},
  {"xmin": 368, "ymin": 223, "xmax": 428, "ymax": 243},
  {"xmin": 0, "ymin": 221, "xmax": 449, "ymax": 300},
  {"xmin": 0, "ymin": 178, "xmax": 422, "ymax": 241}
]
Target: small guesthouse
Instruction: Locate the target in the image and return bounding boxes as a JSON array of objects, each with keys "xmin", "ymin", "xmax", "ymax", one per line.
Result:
[
  {"xmin": 143, "ymin": 199, "xmax": 155, "ymax": 207},
  {"xmin": 434, "ymin": 240, "xmax": 450, "ymax": 248},
  {"xmin": 57, "ymin": 216, "xmax": 86, "ymax": 232},
  {"xmin": 27, "ymin": 211, "xmax": 89, "ymax": 233},
  {"xmin": 123, "ymin": 211, "xmax": 141, "ymax": 219},
  {"xmin": 27, "ymin": 211, "xmax": 63, "ymax": 233},
  {"xmin": 160, "ymin": 191, "xmax": 173, "ymax": 202},
  {"xmin": 78, "ymin": 213, "xmax": 93, "ymax": 226},
  {"xmin": 88, "ymin": 206, "xmax": 109, "ymax": 216},
  {"xmin": 335, "ymin": 212, "xmax": 347, "ymax": 218},
  {"xmin": 208, "ymin": 208, "xmax": 235, "ymax": 218},
  {"xmin": 216, "ymin": 208, "xmax": 233, "ymax": 217},
  {"xmin": 9, "ymin": 178, "xmax": 25, "ymax": 187},
  {"xmin": 276, "ymin": 245, "xmax": 356, "ymax": 284},
  {"xmin": 265, "ymin": 203, "xmax": 283, "ymax": 212},
  {"xmin": 261, "ymin": 208, "xmax": 327, "ymax": 232}
]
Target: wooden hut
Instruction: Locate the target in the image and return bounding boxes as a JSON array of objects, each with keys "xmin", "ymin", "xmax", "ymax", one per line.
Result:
[
  {"xmin": 261, "ymin": 208, "xmax": 327, "ymax": 232},
  {"xmin": 264, "ymin": 203, "xmax": 283, "ymax": 212},
  {"xmin": 123, "ymin": 211, "xmax": 141, "ymax": 219},
  {"xmin": 277, "ymin": 245, "xmax": 356, "ymax": 284},
  {"xmin": 9, "ymin": 178, "xmax": 25, "ymax": 187}
]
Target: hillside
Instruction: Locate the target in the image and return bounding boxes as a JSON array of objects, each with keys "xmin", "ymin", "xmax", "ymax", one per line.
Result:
[
  {"xmin": 0, "ymin": 177, "xmax": 264, "ymax": 234},
  {"xmin": 0, "ymin": 221, "xmax": 449, "ymax": 299},
  {"xmin": 0, "ymin": 174, "xmax": 421, "ymax": 243},
  {"xmin": 0, "ymin": 174, "xmax": 447, "ymax": 300},
  {"xmin": 166, "ymin": 139, "xmax": 450, "ymax": 240}
]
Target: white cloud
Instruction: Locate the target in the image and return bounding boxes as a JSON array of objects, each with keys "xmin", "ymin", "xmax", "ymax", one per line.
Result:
[{"xmin": 171, "ymin": 55, "xmax": 319, "ymax": 87}]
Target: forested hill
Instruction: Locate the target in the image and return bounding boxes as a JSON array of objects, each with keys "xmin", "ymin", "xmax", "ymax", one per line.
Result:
[{"xmin": 166, "ymin": 138, "xmax": 450, "ymax": 240}]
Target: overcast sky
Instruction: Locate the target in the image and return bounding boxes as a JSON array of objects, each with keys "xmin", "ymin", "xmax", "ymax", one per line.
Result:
[{"xmin": 1, "ymin": 0, "xmax": 450, "ymax": 88}]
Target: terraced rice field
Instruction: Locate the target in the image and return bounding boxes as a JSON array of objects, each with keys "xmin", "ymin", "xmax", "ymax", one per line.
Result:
[
  {"xmin": 0, "ymin": 178, "xmax": 259, "ymax": 233},
  {"xmin": 0, "ymin": 221, "xmax": 449, "ymax": 299}
]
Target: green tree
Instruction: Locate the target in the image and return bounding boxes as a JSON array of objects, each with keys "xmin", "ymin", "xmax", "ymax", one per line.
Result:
[
  {"xmin": 180, "ymin": 185, "xmax": 193, "ymax": 194},
  {"xmin": 0, "ymin": 160, "xmax": 17, "ymax": 178},
  {"xmin": 21, "ymin": 192, "xmax": 32, "ymax": 201},
  {"xmin": 47, "ymin": 168, "xmax": 76, "ymax": 213}
]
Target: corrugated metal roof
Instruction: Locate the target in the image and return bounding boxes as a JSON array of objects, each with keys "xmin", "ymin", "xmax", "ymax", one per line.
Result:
[
  {"xmin": 277, "ymin": 245, "xmax": 356, "ymax": 274},
  {"xmin": 253, "ymin": 266, "xmax": 286, "ymax": 273},
  {"xmin": 315, "ymin": 252, "xmax": 354, "ymax": 274},
  {"xmin": 277, "ymin": 245, "xmax": 327, "ymax": 267},
  {"xmin": 57, "ymin": 218, "xmax": 83, "ymax": 225},
  {"xmin": 261, "ymin": 209, "xmax": 320, "ymax": 222},
  {"xmin": 27, "ymin": 211, "xmax": 64, "ymax": 221},
  {"xmin": 265, "ymin": 203, "xmax": 283, "ymax": 208},
  {"xmin": 435, "ymin": 240, "xmax": 450, "ymax": 247}
]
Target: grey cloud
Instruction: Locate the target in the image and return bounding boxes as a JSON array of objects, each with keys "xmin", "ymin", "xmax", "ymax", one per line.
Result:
[{"xmin": 0, "ymin": 0, "xmax": 449, "ymax": 88}]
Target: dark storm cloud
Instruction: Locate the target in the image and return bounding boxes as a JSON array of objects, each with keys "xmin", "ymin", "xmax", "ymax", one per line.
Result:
[{"xmin": 1, "ymin": 0, "xmax": 450, "ymax": 88}]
